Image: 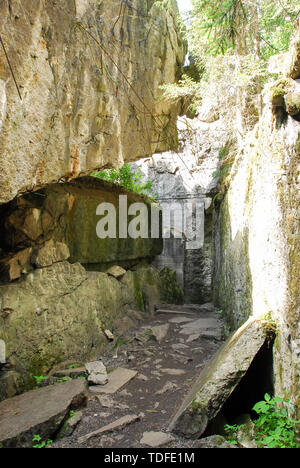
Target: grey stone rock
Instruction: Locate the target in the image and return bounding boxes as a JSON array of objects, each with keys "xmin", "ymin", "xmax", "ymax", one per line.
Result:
[
  {"xmin": 155, "ymin": 382, "xmax": 178, "ymax": 395},
  {"xmin": 169, "ymin": 319, "xmax": 266, "ymax": 438},
  {"xmin": 31, "ymin": 240, "xmax": 70, "ymax": 267},
  {"xmin": 0, "ymin": 380, "xmax": 87, "ymax": 448},
  {"xmin": 149, "ymin": 324, "xmax": 170, "ymax": 343},
  {"xmin": 96, "ymin": 395, "xmax": 115, "ymax": 408},
  {"xmin": 85, "ymin": 361, "xmax": 108, "ymax": 386},
  {"xmin": 179, "ymin": 317, "xmax": 223, "ymax": 340},
  {"xmin": 140, "ymin": 431, "xmax": 175, "ymax": 447},
  {"xmin": 96, "ymin": 395, "xmax": 129, "ymax": 410},
  {"xmin": 195, "ymin": 435, "xmax": 238, "ymax": 449},
  {"xmin": 58, "ymin": 410, "xmax": 83, "ymax": 439},
  {"xmin": 89, "ymin": 368, "xmax": 137, "ymax": 395},
  {"xmin": 78, "ymin": 414, "xmax": 141, "ymax": 444},
  {"xmin": 106, "ymin": 266, "xmax": 127, "ymax": 279},
  {"xmin": 104, "ymin": 330, "xmax": 114, "ymax": 341},
  {"xmin": 236, "ymin": 420, "xmax": 258, "ymax": 448}
]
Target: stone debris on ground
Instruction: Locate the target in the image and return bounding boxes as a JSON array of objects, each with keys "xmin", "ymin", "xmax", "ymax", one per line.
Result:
[
  {"xmin": 140, "ymin": 431, "xmax": 175, "ymax": 447},
  {"xmin": 169, "ymin": 318, "xmax": 267, "ymax": 438},
  {"xmin": 0, "ymin": 380, "xmax": 88, "ymax": 448},
  {"xmin": 78, "ymin": 414, "xmax": 142, "ymax": 444},
  {"xmin": 85, "ymin": 361, "xmax": 108, "ymax": 386},
  {"xmin": 1, "ymin": 303, "xmax": 258, "ymax": 449},
  {"xmin": 89, "ymin": 368, "xmax": 138, "ymax": 395},
  {"xmin": 148, "ymin": 323, "xmax": 170, "ymax": 343},
  {"xmin": 104, "ymin": 330, "xmax": 114, "ymax": 341}
]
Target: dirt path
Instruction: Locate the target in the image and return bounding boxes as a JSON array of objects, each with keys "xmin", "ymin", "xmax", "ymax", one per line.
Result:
[{"xmin": 53, "ymin": 303, "xmax": 225, "ymax": 449}]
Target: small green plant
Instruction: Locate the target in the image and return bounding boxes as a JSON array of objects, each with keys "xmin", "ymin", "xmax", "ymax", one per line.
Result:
[
  {"xmin": 33, "ymin": 375, "xmax": 47, "ymax": 388},
  {"xmin": 57, "ymin": 376, "xmax": 73, "ymax": 383},
  {"xmin": 32, "ymin": 434, "xmax": 53, "ymax": 449},
  {"xmin": 224, "ymin": 424, "xmax": 240, "ymax": 445},
  {"xmin": 259, "ymin": 312, "xmax": 278, "ymax": 336},
  {"xmin": 67, "ymin": 364, "xmax": 78, "ymax": 369},
  {"xmin": 217, "ymin": 309, "xmax": 223, "ymax": 315},
  {"xmin": 252, "ymin": 393, "xmax": 300, "ymax": 448}
]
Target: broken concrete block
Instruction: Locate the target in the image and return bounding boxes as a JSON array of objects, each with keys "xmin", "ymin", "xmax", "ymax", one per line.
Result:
[
  {"xmin": 179, "ymin": 317, "xmax": 223, "ymax": 340},
  {"xmin": 58, "ymin": 410, "xmax": 83, "ymax": 439},
  {"xmin": 89, "ymin": 367, "xmax": 137, "ymax": 395},
  {"xmin": 150, "ymin": 323, "xmax": 170, "ymax": 343},
  {"xmin": 169, "ymin": 318, "xmax": 267, "ymax": 438},
  {"xmin": 85, "ymin": 361, "xmax": 108, "ymax": 386},
  {"xmin": 0, "ymin": 248, "xmax": 32, "ymax": 282},
  {"xmin": 31, "ymin": 239, "xmax": 70, "ymax": 267},
  {"xmin": 78, "ymin": 414, "xmax": 141, "ymax": 444},
  {"xmin": 140, "ymin": 431, "xmax": 175, "ymax": 447},
  {"xmin": 104, "ymin": 329, "xmax": 114, "ymax": 341},
  {"xmin": 0, "ymin": 379, "xmax": 88, "ymax": 448},
  {"xmin": 106, "ymin": 265, "xmax": 127, "ymax": 279},
  {"xmin": 195, "ymin": 435, "xmax": 238, "ymax": 449}
]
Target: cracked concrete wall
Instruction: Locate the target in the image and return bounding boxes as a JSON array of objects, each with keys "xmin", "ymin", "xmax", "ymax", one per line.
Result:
[
  {"xmin": 131, "ymin": 114, "xmax": 229, "ymax": 302},
  {"xmin": 0, "ymin": 261, "xmax": 169, "ymax": 400},
  {"xmin": 212, "ymin": 26, "xmax": 300, "ymax": 419},
  {"xmin": 0, "ymin": 177, "xmax": 163, "ymax": 282}
]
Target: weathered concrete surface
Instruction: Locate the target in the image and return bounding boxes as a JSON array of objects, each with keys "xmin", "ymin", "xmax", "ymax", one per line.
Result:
[
  {"xmin": 0, "ymin": 0, "xmax": 185, "ymax": 204},
  {"xmin": 195, "ymin": 435, "xmax": 237, "ymax": 449},
  {"xmin": 0, "ymin": 262, "xmax": 179, "ymax": 398},
  {"xmin": 0, "ymin": 379, "xmax": 87, "ymax": 448},
  {"xmin": 212, "ymin": 25, "xmax": 300, "ymax": 419},
  {"xmin": 131, "ymin": 113, "xmax": 228, "ymax": 302},
  {"xmin": 140, "ymin": 431, "xmax": 174, "ymax": 447},
  {"xmin": 90, "ymin": 368, "xmax": 137, "ymax": 395},
  {"xmin": 169, "ymin": 319, "xmax": 266, "ymax": 438},
  {"xmin": 78, "ymin": 414, "xmax": 141, "ymax": 444},
  {"xmin": 0, "ymin": 178, "xmax": 163, "ymax": 278},
  {"xmin": 85, "ymin": 361, "xmax": 108, "ymax": 386}
]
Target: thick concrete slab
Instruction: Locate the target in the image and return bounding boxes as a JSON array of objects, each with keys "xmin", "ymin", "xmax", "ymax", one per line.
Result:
[
  {"xmin": 169, "ymin": 318, "xmax": 267, "ymax": 438},
  {"xmin": 89, "ymin": 368, "xmax": 137, "ymax": 395},
  {"xmin": 78, "ymin": 414, "xmax": 141, "ymax": 444},
  {"xmin": 0, "ymin": 380, "xmax": 87, "ymax": 448},
  {"xmin": 180, "ymin": 317, "xmax": 223, "ymax": 340}
]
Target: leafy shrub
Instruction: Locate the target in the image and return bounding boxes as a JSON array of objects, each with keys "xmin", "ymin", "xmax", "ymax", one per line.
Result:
[
  {"xmin": 252, "ymin": 393, "xmax": 300, "ymax": 448},
  {"xmin": 32, "ymin": 434, "xmax": 53, "ymax": 449},
  {"xmin": 91, "ymin": 164, "xmax": 156, "ymax": 200}
]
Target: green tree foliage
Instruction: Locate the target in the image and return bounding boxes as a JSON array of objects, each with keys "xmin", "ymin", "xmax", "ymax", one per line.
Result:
[
  {"xmin": 91, "ymin": 164, "xmax": 156, "ymax": 199},
  {"xmin": 190, "ymin": 0, "xmax": 300, "ymax": 59}
]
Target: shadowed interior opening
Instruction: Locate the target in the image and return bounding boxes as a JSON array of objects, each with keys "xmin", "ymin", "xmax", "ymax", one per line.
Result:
[{"xmin": 204, "ymin": 339, "xmax": 274, "ymax": 436}]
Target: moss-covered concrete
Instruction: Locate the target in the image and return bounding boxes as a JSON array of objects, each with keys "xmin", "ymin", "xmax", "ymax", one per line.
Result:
[
  {"xmin": 212, "ymin": 27, "xmax": 300, "ymax": 419},
  {"xmin": 0, "ymin": 262, "xmax": 179, "ymax": 400}
]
